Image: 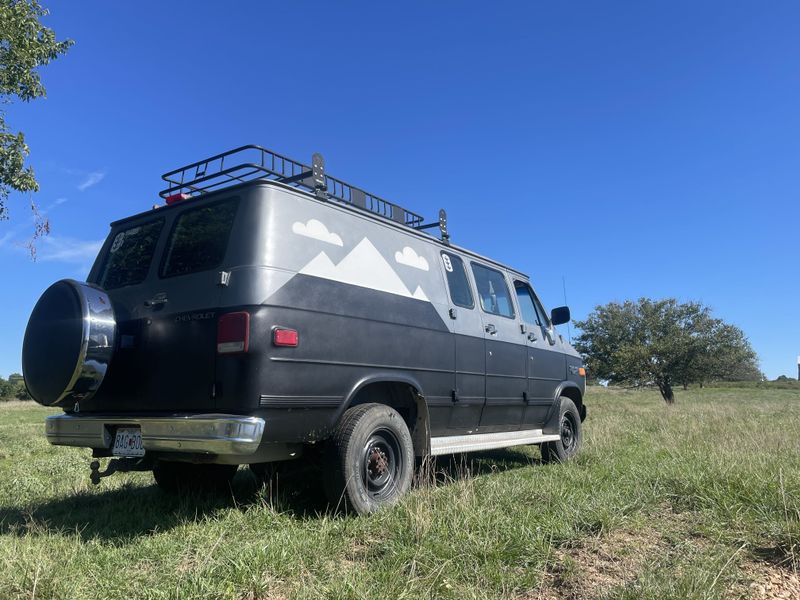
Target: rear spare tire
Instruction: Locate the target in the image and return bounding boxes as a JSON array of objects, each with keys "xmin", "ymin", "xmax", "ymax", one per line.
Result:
[{"xmin": 22, "ymin": 279, "xmax": 116, "ymax": 407}]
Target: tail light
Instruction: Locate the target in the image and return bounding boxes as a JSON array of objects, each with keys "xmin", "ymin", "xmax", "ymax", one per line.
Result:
[
  {"xmin": 273, "ymin": 327, "xmax": 298, "ymax": 347},
  {"xmin": 217, "ymin": 312, "xmax": 250, "ymax": 354}
]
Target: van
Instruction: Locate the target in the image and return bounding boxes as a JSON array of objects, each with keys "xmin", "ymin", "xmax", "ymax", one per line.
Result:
[{"xmin": 22, "ymin": 145, "xmax": 586, "ymax": 514}]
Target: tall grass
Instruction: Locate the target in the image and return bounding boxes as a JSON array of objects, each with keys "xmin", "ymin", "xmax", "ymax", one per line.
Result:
[{"xmin": 0, "ymin": 387, "xmax": 798, "ymax": 599}]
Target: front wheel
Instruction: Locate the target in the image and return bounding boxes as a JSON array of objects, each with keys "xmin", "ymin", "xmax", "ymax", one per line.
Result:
[
  {"xmin": 323, "ymin": 403, "xmax": 414, "ymax": 515},
  {"xmin": 541, "ymin": 397, "xmax": 582, "ymax": 463}
]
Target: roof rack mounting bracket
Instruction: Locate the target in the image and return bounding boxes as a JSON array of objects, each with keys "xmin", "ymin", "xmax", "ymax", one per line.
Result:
[{"xmin": 311, "ymin": 152, "xmax": 327, "ymax": 199}]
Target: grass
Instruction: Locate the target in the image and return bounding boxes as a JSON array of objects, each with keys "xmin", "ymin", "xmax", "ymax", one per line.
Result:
[{"xmin": 0, "ymin": 387, "xmax": 798, "ymax": 599}]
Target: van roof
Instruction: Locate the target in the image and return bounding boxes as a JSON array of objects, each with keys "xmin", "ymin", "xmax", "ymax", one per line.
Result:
[{"xmin": 112, "ymin": 145, "xmax": 529, "ymax": 279}]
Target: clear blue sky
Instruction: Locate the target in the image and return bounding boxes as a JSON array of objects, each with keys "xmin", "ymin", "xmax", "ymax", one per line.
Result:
[{"xmin": 1, "ymin": 1, "xmax": 798, "ymax": 379}]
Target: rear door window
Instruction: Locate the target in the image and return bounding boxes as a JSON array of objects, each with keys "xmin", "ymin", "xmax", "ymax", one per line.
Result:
[
  {"xmin": 100, "ymin": 219, "xmax": 164, "ymax": 289},
  {"xmin": 441, "ymin": 251, "xmax": 474, "ymax": 308},
  {"xmin": 161, "ymin": 198, "xmax": 238, "ymax": 278},
  {"xmin": 470, "ymin": 262, "xmax": 515, "ymax": 318}
]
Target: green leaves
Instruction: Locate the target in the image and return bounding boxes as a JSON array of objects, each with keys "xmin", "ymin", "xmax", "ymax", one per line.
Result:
[
  {"xmin": 0, "ymin": 0, "xmax": 72, "ymax": 218},
  {"xmin": 574, "ymin": 298, "xmax": 762, "ymax": 403}
]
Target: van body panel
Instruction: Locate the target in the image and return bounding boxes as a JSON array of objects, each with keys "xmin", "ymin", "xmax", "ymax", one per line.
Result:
[{"xmin": 73, "ymin": 179, "xmax": 583, "ymax": 445}]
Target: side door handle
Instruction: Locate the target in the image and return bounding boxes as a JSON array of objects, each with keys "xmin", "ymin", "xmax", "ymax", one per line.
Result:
[
  {"xmin": 485, "ymin": 323, "xmax": 497, "ymax": 335},
  {"xmin": 527, "ymin": 332, "xmax": 538, "ymax": 342}
]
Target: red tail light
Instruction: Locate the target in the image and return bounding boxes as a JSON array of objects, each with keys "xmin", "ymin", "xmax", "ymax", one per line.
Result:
[
  {"xmin": 273, "ymin": 327, "xmax": 298, "ymax": 347},
  {"xmin": 165, "ymin": 193, "xmax": 190, "ymax": 205},
  {"xmin": 217, "ymin": 312, "xmax": 250, "ymax": 354}
]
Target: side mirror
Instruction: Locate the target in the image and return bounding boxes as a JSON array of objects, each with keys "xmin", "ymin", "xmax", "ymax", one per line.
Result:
[{"xmin": 550, "ymin": 306, "xmax": 570, "ymax": 326}]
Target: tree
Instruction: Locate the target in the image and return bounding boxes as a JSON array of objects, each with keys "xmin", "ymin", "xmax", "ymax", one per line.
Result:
[
  {"xmin": 0, "ymin": 0, "xmax": 72, "ymax": 223},
  {"xmin": 0, "ymin": 376, "xmax": 13, "ymax": 399},
  {"xmin": 574, "ymin": 298, "xmax": 761, "ymax": 404}
]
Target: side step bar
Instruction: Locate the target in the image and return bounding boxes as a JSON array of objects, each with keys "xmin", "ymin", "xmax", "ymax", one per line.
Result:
[{"xmin": 430, "ymin": 429, "xmax": 561, "ymax": 456}]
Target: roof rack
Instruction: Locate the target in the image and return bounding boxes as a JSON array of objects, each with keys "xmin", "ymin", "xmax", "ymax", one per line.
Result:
[{"xmin": 159, "ymin": 144, "xmax": 449, "ymax": 242}]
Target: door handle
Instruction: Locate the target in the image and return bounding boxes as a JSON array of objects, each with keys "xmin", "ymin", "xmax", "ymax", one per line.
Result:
[
  {"xmin": 485, "ymin": 324, "xmax": 497, "ymax": 335},
  {"xmin": 527, "ymin": 332, "xmax": 538, "ymax": 342},
  {"xmin": 144, "ymin": 292, "xmax": 168, "ymax": 307}
]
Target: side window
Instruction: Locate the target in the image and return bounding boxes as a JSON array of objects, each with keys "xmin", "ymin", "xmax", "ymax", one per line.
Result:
[
  {"xmin": 534, "ymin": 294, "xmax": 551, "ymax": 328},
  {"xmin": 470, "ymin": 263, "xmax": 515, "ymax": 318},
  {"xmin": 514, "ymin": 282, "xmax": 539, "ymax": 325},
  {"xmin": 515, "ymin": 281, "xmax": 551, "ymax": 327},
  {"xmin": 99, "ymin": 218, "xmax": 164, "ymax": 290},
  {"xmin": 441, "ymin": 252, "xmax": 474, "ymax": 308},
  {"xmin": 161, "ymin": 198, "xmax": 238, "ymax": 278}
]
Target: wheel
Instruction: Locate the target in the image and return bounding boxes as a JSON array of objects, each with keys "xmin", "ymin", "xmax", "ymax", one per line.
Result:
[
  {"xmin": 541, "ymin": 397, "xmax": 582, "ymax": 463},
  {"xmin": 323, "ymin": 403, "xmax": 414, "ymax": 515},
  {"xmin": 153, "ymin": 461, "xmax": 238, "ymax": 493}
]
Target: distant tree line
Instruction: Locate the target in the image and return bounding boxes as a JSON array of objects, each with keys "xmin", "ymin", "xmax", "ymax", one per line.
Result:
[
  {"xmin": 574, "ymin": 298, "xmax": 762, "ymax": 404},
  {"xmin": 0, "ymin": 373, "xmax": 30, "ymax": 401}
]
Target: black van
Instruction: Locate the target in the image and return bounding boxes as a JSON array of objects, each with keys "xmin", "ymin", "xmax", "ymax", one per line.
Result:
[{"xmin": 22, "ymin": 145, "xmax": 586, "ymax": 514}]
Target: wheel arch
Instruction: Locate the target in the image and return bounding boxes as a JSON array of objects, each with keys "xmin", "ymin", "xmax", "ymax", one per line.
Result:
[
  {"xmin": 543, "ymin": 382, "xmax": 585, "ymax": 434},
  {"xmin": 338, "ymin": 373, "xmax": 430, "ymax": 457}
]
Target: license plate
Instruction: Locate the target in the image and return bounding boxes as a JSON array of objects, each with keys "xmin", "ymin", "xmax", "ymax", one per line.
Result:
[{"xmin": 112, "ymin": 427, "xmax": 145, "ymax": 457}]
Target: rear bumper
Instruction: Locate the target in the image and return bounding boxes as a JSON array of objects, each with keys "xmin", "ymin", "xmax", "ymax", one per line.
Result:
[{"xmin": 45, "ymin": 413, "xmax": 265, "ymax": 456}]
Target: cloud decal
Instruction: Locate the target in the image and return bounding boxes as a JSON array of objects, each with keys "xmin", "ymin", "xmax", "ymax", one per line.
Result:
[
  {"xmin": 394, "ymin": 246, "xmax": 429, "ymax": 271},
  {"xmin": 292, "ymin": 219, "xmax": 343, "ymax": 246}
]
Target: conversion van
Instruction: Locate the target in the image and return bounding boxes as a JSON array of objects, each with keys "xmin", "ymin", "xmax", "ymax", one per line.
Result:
[{"xmin": 22, "ymin": 145, "xmax": 586, "ymax": 514}]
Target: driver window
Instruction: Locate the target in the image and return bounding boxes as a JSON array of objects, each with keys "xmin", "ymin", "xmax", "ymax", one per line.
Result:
[{"xmin": 514, "ymin": 282, "xmax": 539, "ymax": 325}]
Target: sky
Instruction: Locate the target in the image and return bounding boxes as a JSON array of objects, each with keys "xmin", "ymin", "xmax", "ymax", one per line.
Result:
[{"xmin": 1, "ymin": 1, "xmax": 798, "ymax": 379}]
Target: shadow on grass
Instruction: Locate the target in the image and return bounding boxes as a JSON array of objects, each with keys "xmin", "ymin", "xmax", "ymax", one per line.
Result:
[{"xmin": 0, "ymin": 448, "xmax": 537, "ymax": 541}]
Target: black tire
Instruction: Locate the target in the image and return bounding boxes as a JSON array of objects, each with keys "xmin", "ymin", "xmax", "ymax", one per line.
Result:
[
  {"xmin": 541, "ymin": 397, "xmax": 582, "ymax": 463},
  {"xmin": 153, "ymin": 461, "xmax": 238, "ymax": 493},
  {"xmin": 323, "ymin": 403, "xmax": 414, "ymax": 515}
]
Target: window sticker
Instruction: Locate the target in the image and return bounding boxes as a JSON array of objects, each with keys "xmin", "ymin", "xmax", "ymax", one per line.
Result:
[{"xmin": 442, "ymin": 253, "xmax": 453, "ymax": 273}]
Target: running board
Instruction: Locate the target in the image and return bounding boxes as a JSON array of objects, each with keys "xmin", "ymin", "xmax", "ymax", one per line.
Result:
[{"xmin": 429, "ymin": 429, "xmax": 561, "ymax": 456}]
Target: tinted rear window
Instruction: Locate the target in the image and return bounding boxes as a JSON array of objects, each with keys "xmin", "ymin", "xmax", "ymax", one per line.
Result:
[
  {"xmin": 161, "ymin": 198, "xmax": 238, "ymax": 278},
  {"xmin": 100, "ymin": 219, "xmax": 164, "ymax": 289}
]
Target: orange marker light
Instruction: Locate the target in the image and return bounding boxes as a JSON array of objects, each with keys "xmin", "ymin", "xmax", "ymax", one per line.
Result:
[{"xmin": 578, "ymin": 367, "xmax": 586, "ymax": 377}]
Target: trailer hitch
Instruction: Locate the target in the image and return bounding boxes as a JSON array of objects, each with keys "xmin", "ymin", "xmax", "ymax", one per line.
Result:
[{"xmin": 89, "ymin": 457, "xmax": 153, "ymax": 485}]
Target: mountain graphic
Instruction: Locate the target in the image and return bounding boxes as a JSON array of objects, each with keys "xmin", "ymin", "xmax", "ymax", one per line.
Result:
[{"xmin": 299, "ymin": 238, "xmax": 429, "ymax": 301}]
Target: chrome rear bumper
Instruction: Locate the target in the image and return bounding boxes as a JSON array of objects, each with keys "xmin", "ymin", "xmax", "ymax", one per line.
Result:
[{"xmin": 45, "ymin": 413, "xmax": 265, "ymax": 456}]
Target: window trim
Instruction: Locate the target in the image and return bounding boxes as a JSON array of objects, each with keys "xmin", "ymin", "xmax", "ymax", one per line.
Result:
[
  {"xmin": 440, "ymin": 251, "xmax": 475, "ymax": 309},
  {"xmin": 159, "ymin": 196, "xmax": 239, "ymax": 279},
  {"xmin": 470, "ymin": 261, "xmax": 516, "ymax": 320},
  {"xmin": 97, "ymin": 217, "xmax": 165, "ymax": 290}
]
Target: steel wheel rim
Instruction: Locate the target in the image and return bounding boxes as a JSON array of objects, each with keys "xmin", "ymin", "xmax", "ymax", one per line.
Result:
[
  {"xmin": 561, "ymin": 413, "xmax": 576, "ymax": 451},
  {"xmin": 362, "ymin": 428, "xmax": 401, "ymax": 500}
]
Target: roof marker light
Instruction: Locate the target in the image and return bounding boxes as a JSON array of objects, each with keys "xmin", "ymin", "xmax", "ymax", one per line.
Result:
[{"xmin": 165, "ymin": 193, "xmax": 191, "ymax": 205}]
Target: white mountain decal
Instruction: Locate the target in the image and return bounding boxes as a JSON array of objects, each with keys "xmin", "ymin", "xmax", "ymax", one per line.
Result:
[
  {"xmin": 299, "ymin": 237, "xmax": 429, "ymax": 301},
  {"xmin": 412, "ymin": 286, "xmax": 429, "ymax": 301}
]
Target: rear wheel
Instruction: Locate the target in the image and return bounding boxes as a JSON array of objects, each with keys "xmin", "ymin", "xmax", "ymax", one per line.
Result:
[
  {"xmin": 153, "ymin": 461, "xmax": 238, "ymax": 493},
  {"xmin": 541, "ymin": 397, "xmax": 582, "ymax": 463},
  {"xmin": 323, "ymin": 403, "xmax": 414, "ymax": 514}
]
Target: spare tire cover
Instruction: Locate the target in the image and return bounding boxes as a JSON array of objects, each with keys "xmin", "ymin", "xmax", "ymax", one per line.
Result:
[{"xmin": 22, "ymin": 279, "xmax": 116, "ymax": 407}]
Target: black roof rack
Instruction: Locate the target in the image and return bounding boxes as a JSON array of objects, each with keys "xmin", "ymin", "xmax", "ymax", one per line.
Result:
[{"xmin": 160, "ymin": 144, "xmax": 449, "ymax": 242}]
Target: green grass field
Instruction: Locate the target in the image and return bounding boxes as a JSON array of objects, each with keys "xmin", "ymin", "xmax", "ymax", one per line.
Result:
[{"xmin": 1, "ymin": 387, "xmax": 798, "ymax": 599}]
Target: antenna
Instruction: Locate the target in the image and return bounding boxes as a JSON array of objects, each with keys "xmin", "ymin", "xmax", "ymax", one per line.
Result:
[{"xmin": 562, "ymin": 276, "xmax": 572, "ymax": 343}]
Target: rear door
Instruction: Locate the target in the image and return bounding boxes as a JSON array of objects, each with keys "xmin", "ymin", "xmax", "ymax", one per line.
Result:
[
  {"xmin": 94, "ymin": 197, "xmax": 239, "ymax": 412},
  {"xmin": 471, "ymin": 262, "xmax": 527, "ymax": 432},
  {"xmin": 439, "ymin": 251, "xmax": 484, "ymax": 433}
]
